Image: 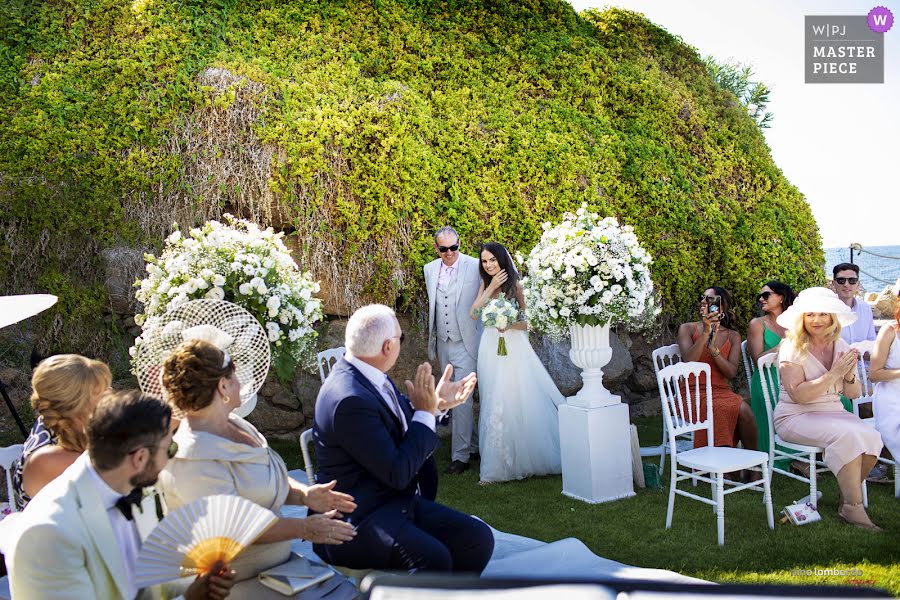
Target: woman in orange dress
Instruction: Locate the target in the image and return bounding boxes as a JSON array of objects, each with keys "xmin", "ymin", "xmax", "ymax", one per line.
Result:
[{"xmin": 677, "ymin": 286, "xmax": 758, "ymax": 452}]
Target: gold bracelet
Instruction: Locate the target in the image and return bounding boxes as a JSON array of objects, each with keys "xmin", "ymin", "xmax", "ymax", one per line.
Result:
[
  {"xmin": 710, "ymin": 347, "xmax": 721, "ymax": 358},
  {"xmin": 843, "ymin": 374, "xmax": 857, "ymax": 384}
]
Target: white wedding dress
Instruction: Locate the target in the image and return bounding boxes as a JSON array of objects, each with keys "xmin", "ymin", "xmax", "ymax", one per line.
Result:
[{"xmin": 478, "ymin": 327, "xmax": 565, "ymax": 482}]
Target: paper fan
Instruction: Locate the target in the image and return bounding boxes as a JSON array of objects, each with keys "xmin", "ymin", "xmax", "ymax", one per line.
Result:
[
  {"xmin": 135, "ymin": 494, "xmax": 278, "ymax": 587},
  {"xmin": 132, "ymin": 299, "xmax": 270, "ymax": 415}
]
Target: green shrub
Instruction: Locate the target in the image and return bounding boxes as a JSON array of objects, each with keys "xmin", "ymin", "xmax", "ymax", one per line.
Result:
[{"xmin": 0, "ymin": 0, "xmax": 823, "ymax": 367}]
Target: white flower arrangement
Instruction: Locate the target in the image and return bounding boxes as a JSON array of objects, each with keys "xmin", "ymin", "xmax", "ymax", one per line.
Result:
[
  {"xmin": 133, "ymin": 215, "xmax": 323, "ymax": 380},
  {"xmin": 479, "ymin": 293, "xmax": 520, "ymax": 355},
  {"xmin": 522, "ymin": 203, "xmax": 660, "ymax": 339}
]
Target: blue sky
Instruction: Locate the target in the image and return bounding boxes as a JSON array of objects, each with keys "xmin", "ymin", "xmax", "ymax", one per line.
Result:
[{"xmin": 568, "ymin": 1, "xmax": 899, "ymax": 248}]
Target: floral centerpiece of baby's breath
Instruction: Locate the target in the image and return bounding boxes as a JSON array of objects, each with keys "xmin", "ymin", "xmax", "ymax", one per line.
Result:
[
  {"xmin": 522, "ymin": 203, "xmax": 659, "ymax": 339},
  {"xmin": 133, "ymin": 215, "xmax": 323, "ymax": 380}
]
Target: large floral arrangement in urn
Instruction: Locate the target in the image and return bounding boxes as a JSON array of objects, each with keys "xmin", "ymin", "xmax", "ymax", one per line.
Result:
[{"xmin": 522, "ymin": 204, "xmax": 659, "ymax": 407}]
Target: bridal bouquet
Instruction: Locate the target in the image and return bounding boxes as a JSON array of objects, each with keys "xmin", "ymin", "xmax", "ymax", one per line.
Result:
[
  {"xmin": 522, "ymin": 203, "xmax": 659, "ymax": 339},
  {"xmin": 133, "ymin": 215, "xmax": 323, "ymax": 380},
  {"xmin": 480, "ymin": 293, "xmax": 519, "ymax": 356}
]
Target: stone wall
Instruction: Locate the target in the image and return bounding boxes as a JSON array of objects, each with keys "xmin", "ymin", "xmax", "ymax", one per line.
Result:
[
  {"xmin": 245, "ymin": 314, "xmax": 668, "ymax": 439},
  {"xmin": 0, "ymin": 243, "xmax": 674, "ymax": 440}
]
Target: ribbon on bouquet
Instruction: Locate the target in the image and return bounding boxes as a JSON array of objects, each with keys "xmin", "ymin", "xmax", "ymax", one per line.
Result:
[{"xmin": 497, "ymin": 334, "xmax": 507, "ymax": 356}]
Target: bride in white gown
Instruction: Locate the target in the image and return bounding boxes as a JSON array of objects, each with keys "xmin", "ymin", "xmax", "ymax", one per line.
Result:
[{"xmin": 470, "ymin": 242, "xmax": 564, "ymax": 483}]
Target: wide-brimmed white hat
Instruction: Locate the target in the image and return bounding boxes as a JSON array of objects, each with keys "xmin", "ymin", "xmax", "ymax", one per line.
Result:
[
  {"xmin": 132, "ymin": 300, "xmax": 270, "ymax": 417},
  {"xmin": 892, "ymin": 278, "xmax": 900, "ymax": 296},
  {"xmin": 776, "ymin": 287, "xmax": 857, "ymax": 330}
]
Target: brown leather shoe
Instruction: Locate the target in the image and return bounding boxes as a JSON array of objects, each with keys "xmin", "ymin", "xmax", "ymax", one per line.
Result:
[{"xmin": 446, "ymin": 460, "xmax": 470, "ymax": 475}]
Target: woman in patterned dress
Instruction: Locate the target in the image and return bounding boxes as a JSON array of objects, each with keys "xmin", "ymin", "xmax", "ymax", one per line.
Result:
[{"xmin": 11, "ymin": 354, "xmax": 111, "ymax": 509}]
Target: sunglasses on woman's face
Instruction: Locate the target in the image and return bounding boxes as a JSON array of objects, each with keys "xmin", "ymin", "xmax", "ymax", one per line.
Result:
[
  {"xmin": 698, "ymin": 294, "xmax": 716, "ymax": 303},
  {"xmin": 438, "ymin": 243, "xmax": 460, "ymax": 253},
  {"xmin": 835, "ymin": 277, "xmax": 858, "ymax": 285},
  {"xmin": 758, "ymin": 291, "xmax": 773, "ymax": 301}
]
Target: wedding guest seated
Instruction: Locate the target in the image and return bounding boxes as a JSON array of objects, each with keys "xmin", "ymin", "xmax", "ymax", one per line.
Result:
[
  {"xmin": 158, "ymin": 339, "xmax": 357, "ymax": 581},
  {"xmin": 747, "ymin": 281, "xmax": 795, "ymax": 469},
  {"xmin": 832, "ymin": 263, "xmax": 876, "ymax": 344},
  {"xmin": 775, "ymin": 287, "xmax": 884, "ymax": 530},
  {"xmin": 677, "ymin": 287, "xmax": 758, "ymax": 456},
  {"xmin": 9, "ymin": 389, "xmax": 236, "ymax": 599},
  {"xmin": 313, "ymin": 304, "xmax": 494, "ymax": 573},
  {"xmin": 11, "ymin": 354, "xmax": 111, "ymax": 510},
  {"xmin": 869, "ymin": 280, "xmax": 900, "ymax": 466}
]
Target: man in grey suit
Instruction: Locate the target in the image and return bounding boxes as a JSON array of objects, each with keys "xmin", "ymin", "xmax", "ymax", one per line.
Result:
[{"xmin": 424, "ymin": 226, "xmax": 482, "ymax": 474}]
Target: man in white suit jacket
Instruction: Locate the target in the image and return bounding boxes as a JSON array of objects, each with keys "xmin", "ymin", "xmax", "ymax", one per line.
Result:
[
  {"xmin": 8, "ymin": 390, "xmax": 233, "ymax": 600},
  {"xmin": 424, "ymin": 226, "xmax": 483, "ymax": 474}
]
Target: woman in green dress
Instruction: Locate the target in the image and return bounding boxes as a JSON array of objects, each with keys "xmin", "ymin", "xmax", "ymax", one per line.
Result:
[{"xmin": 748, "ymin": 281, "xmax": 795, "ymax": 468}]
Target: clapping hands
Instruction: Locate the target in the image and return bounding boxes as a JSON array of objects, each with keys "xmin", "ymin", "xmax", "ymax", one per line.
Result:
[
  {"xmin": 435, "ymin": 364, "xmax": 477, "ymax": 412},
  {"xmin": 304, "ymin": 479, "xmax": 357, "ymax": 515},
  {"xmin": 830, "ymin": 348, "xmax": 859, "ymax": 382},
  {"xmin": 404, "ymin": 363, "xmax": 477, "ymax": 415}
]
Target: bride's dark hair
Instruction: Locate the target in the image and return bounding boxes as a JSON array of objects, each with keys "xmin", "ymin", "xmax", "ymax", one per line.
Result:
[{"xmin": 479, "ymin": 242, "xmax": 519, "ymax": 299}]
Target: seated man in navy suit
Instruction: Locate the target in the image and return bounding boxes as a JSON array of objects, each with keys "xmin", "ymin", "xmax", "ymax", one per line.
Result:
[{"xmin": 313, "ymin": 304, "xmax": 494, "ymax": 573}]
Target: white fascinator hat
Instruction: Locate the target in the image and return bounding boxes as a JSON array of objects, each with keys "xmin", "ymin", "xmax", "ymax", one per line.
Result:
[
  {"xmin": 775, "ymin": 286, "xmax": 858, "ymax": 330},
  {"xmin": 131, "ymin": 300, "xmax": 270, "ymax": 417}
]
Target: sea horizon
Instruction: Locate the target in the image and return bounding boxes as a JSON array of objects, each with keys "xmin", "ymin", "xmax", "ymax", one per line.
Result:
[{"xmin": 824, "ymin": 244, "xmax": 899, "ymax": 294}]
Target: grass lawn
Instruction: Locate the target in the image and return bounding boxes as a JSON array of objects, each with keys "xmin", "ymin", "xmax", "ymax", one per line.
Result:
[{"xmin": 273, "ymin": 415, "xmax": 900, "ymax": 596}]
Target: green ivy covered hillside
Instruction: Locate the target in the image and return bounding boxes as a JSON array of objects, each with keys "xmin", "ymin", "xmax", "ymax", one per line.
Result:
[{"xmin": 0, "ymin": 0, "xmax": 823, "ymax": 358}]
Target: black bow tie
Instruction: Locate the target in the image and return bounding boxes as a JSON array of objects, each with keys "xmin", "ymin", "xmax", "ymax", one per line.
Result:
[{"xmin": 115, "ymin": 488, "xmax": 144, "ymax": 521}]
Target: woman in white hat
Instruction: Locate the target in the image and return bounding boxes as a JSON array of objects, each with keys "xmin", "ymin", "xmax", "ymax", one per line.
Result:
[
  {"xmin": 775, "ymin": 287, "xmax": 883, "ymax": 530},
  {"xmin": 869, "ymin": 279, "xmax": 900, "ymax": 468}
]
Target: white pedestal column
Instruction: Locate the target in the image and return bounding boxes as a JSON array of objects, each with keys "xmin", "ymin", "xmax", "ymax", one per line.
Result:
[{"xmin": 560, "ymin": 402, "xmax": 635, "ymax": 504}]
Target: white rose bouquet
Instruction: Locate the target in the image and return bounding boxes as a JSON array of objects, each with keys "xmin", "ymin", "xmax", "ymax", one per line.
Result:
[
  {"xmin": 133, "ymin": 214, "xmax": 323, "ymax": 381},
  {"xmin": 479, "ymin": 293, "xmax": 519, "ymax": 356},
  {"xmin": 522, "ymin": 203, "xmax": 659, "ymax": 339}
]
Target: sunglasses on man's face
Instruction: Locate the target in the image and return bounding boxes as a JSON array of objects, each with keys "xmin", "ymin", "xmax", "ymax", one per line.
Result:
[
  {"xmin": 438, "ymin": 243, "xmax": 460, "ymax": 253},
  {"xmin": 835, "ymin": 277, "xmax": 859, "ymax": 285}
]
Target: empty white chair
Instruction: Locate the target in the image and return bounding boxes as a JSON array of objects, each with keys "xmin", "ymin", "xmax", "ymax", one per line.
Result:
[
  {"xmin": 758, "ymin": 353, "xmax": 869, "ymax": 507},
  {"xmin": 850, "ymin": 341, "xmax": 899, "ymax": 500},
  {"xmin": 657, "ymin": 362, "xmax": 773, "ymax": 545},
  {"xmin": 299, "ymin": 428, "xmax": 315, "ymax": 482},
  {"xmin": 317, "ymin": 346, "xmax": 346, "ymax": 384},
  {"xmin": 640, "ymin": 345, "xmax": 682, "ymax": 472}
]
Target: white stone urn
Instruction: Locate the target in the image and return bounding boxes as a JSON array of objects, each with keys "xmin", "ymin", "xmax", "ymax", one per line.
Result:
[{"xmin": 567, "ymin": 322, "xmax": 621, "ymax": 408}]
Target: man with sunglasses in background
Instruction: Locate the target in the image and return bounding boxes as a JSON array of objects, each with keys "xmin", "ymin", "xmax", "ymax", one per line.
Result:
[
  {"xmin": 8, "ymin": 390, "xmax": 235, "ymax": 600},
  {"xmin": 832, "ymin": 263, "xmax": 890, "ymax": 484},
  {"xmin": 424, "ymin": 226, "xmax": 483, "ymax": 474},
  {"xmin": 832, "ymin": 263, "xmax": 876, "ymax": 344}
]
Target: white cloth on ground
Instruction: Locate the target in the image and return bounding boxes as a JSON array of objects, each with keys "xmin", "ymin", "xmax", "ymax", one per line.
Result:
[{"xmin": 284, "ymin": 469, "xmax": 704, "ymax": 586}]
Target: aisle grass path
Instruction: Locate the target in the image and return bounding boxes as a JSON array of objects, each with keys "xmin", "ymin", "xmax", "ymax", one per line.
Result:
[{"xmin": 272, "ymin": 416, "xmax": 900, "ymax": 595}]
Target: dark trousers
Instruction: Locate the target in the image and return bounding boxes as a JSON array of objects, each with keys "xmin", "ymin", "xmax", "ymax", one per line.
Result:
[{"xmin": 320, "ymin": 498, "xmax": 494, "ymax": 574}]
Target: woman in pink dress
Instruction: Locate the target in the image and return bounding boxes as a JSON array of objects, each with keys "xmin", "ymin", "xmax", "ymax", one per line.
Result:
[{"xmin": 775, "ymin": 287, "xmax": 883, "ymax": 531}]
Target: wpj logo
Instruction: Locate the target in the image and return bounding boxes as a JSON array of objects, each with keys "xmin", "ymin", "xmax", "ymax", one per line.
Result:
[{"xmin": 805, "ymin": 15, "xmax": 885, "ymax": 83}]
